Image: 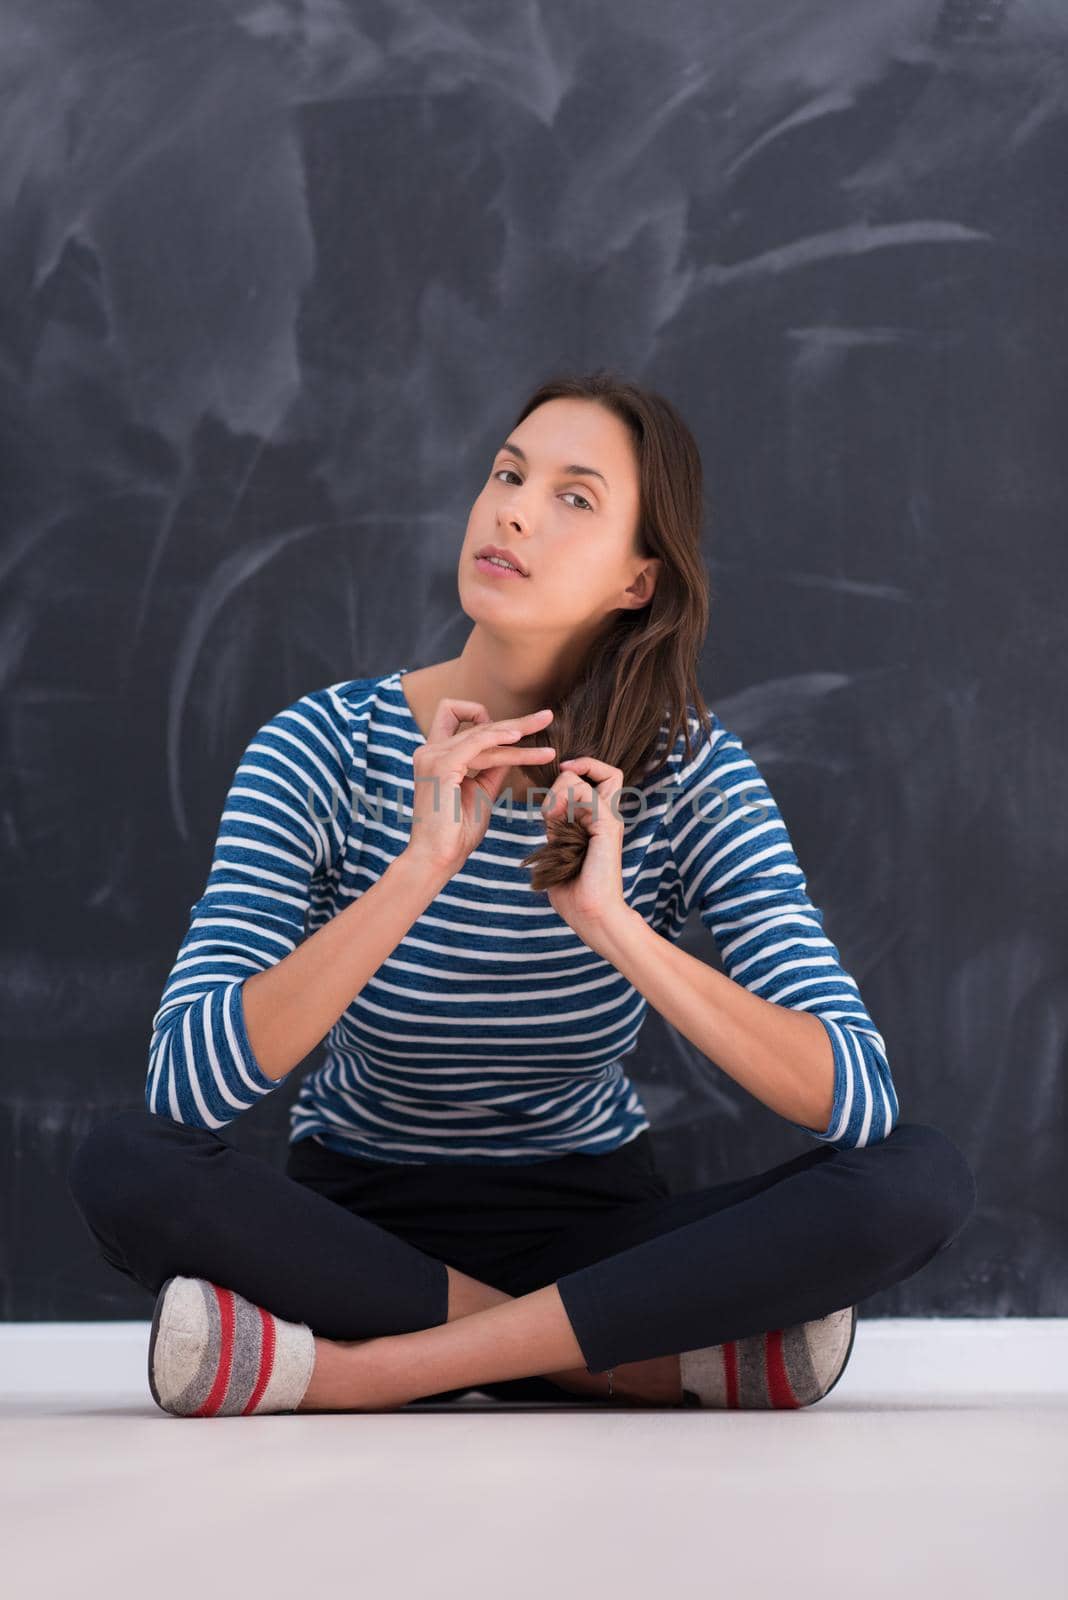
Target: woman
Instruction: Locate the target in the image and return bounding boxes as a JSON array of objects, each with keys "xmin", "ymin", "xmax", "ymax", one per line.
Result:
[{"xmin": 67, "ymin": 370, "xmax": 976, "ymax": 1417}]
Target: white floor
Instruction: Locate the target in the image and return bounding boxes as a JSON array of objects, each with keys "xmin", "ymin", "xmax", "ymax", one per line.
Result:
[{"xmin": 2, "ymin": 1319, "xmax": 1065, "ymax": 1600}]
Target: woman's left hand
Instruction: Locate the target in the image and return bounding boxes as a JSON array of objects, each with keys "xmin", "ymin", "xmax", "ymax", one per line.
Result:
[{"xmin": 541, "ymin": 756, "xmax": 636, "ymax": 949}]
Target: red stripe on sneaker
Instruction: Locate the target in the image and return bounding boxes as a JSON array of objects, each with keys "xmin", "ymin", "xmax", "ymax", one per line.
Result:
[
  {"xmin": 765, "ymin": 1329, "xmax": 800, "ymax": 1408},
  {"xmin": 723, "ymin": 1340, "xmax": 739, "ymax": 1408},
  {"xmin": 195, "ymin": 1285, "xmax": 236, "ymax": 1418},
  {"xmin": 243, "ymin": 1306, "xmax": 276, "ymax": 1416}
]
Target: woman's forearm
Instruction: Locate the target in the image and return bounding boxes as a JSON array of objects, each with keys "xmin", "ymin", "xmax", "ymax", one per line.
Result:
[
  {"xmin": 588, "ymin": 910, "xmax": 836, "ymax": 1133},
  {"xmin": 242, "ymin": 852, "xmax": 452, "ymax": 1083}
]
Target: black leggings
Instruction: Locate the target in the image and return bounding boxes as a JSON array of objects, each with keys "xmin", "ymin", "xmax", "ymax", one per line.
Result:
[{"xmin": 67, "ymin": 1108, "xmax": 976, "ymax": 1402}]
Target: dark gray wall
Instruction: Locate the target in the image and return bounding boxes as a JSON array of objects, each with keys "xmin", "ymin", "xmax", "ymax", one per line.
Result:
[{"xmin": 4, "ymin": 0, "xmax": 1065, "ymax": 1320}]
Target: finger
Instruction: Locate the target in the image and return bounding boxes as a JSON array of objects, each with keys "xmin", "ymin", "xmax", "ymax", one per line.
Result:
[
  {"xmin": 487, "ymin": 707, "xmax": 555, "ymax": 733},
  {"xmin": 556, "ymin": 759, "xmax": 622, "ymax": 800},
  {"xmin": 464, "ymin": 742, "xmax": 556, "ymax": 774},
  {"xmin": 442, "ymin": 707, "xmax": 555, "ymax": 749},
  {"xmin": 558, "ymin": 757, "xmax": 624, "ymax": 806},
  {"xmin": 449, "ymin": 712, "xmax": 555, "ymax": 765},
  {"xmin": 429, "ymin": 700, "xmax": 552, "ymax": 741},
  {"xmin": 428, "ymin": 700, "xmax": 493, "ymax": 741},
  {"xmin": 558, "ymin": 756, "xmax": 621, "ymax": 782},
  {"xmin": 542, "ymin": 775, "xmax": 593, "ymax": 816},
  {"xmin": 546, "ymin": 762, "xmax": 625, "ymax": 825}
]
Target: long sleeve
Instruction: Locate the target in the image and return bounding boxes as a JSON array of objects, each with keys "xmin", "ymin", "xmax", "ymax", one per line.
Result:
[
  {"xmin": 146, "ymin": 685, "xmax": 354, "ymax": 1129},
  {"xmin": 662, "ymin": 714, "xmax": 899, "ymax": 1149}
]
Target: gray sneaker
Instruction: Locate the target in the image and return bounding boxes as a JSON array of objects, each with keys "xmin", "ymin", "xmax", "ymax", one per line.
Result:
[
  {"xmin": 680, "ymin": 1305, "xmax": 858, "ymax": 1409},
  {"xmin": 148, "ymin": 1276, "xmax": 316, "ymax": 1418}
]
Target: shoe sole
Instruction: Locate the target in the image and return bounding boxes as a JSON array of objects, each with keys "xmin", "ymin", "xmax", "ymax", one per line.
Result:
[
  {"xmin": 814, "ymin": 1304, "xmax": 858, "ymax": 1403},
  {"xmin": 147, "ymin": 1274, "xmax": 178, "ymax": 1412}
]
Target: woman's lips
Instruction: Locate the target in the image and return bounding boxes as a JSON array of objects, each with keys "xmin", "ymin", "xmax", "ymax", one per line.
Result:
[{"xmin": 475, "ymin": 556, "xmax": 528, "ymax": 579}]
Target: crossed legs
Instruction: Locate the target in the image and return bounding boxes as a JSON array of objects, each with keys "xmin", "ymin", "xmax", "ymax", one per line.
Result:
[
  {"xmin": 68, "ymin": 1111, "xmax": 976, "ymax": 1414},
  {"xmin": 301, "ymin": 1122, "xmax": 976, "ymax": 1411},
  {"xmin": 302, "ymin": 1267, "xmax": 683, "ymax": 1410}
]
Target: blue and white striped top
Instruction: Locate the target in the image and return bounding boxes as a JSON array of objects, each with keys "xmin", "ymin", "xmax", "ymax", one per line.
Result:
[{"xmin": 147, "ymin": 667, "xmax": 899, "ymax": 1164}]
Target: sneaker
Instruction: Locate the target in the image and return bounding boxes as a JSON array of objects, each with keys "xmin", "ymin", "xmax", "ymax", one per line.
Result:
[
  {"xmin": 679, "ymin": 1305, "xmax": 857, "ymax": 1409},
  {"xmin": 148, "ymin": 1276, "xmax": 316, "ymax": 1418}
]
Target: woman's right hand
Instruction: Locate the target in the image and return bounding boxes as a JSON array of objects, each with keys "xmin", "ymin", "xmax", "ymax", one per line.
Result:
[{"xmin": 402, "ymin": 699, "xmax": 556, "ymax": 877}]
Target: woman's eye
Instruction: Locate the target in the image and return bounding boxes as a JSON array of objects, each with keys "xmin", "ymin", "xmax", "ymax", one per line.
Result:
[{"xmin": 492, "ymin": 470, "xmax": 592, "ymax": 512}]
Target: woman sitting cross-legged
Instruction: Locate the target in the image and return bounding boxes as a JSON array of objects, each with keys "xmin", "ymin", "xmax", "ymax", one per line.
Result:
[{"xmin": 67, "ymin": 370, "xmax": 977, "ymax": 1417}]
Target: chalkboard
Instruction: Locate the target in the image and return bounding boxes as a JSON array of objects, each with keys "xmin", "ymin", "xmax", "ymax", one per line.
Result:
[{"xmin": 5, "ymin": 0, "xmax": 1064, "ymax": 1320}]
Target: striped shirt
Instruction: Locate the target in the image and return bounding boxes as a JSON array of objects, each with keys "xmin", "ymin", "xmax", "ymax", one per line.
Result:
[{"xmin": 147, "ymin": 667, "xmax": 899, "ymax": 1164}]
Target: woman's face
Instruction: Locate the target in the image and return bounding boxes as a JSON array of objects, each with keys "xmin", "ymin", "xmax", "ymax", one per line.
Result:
[{"xmin": 458, "ymin": 396, "xmax": 657, "ymax": 638}]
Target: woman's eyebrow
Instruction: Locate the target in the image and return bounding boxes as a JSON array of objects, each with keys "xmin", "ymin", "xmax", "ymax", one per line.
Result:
[{"xmin": 496, "ymin": 439, "xmax": 609, "ymax": 491}]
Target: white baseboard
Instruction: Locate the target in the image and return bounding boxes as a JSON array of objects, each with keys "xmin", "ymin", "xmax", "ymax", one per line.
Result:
[{"xmin": 1, "ymin": 1318, "xmax": 1065, "ymax": 1400}]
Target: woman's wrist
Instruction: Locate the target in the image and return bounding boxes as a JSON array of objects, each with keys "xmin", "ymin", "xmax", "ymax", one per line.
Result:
[{"xmin": 390, "ymin": 848, "xmax": 455, "ymax": 899}]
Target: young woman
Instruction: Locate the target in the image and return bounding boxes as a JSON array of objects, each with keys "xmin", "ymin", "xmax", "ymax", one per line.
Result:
[{"xmin": 68, "ymin": 370, "xmax": 976, "ymax": 1417}]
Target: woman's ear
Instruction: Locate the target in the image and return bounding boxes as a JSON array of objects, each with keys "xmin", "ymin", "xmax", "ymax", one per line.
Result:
[{"xmin": 626, "ymin": 557, "xmax": 661, "ymax": 606}]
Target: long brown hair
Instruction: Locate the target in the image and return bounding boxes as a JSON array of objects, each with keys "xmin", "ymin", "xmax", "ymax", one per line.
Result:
[{"xmin": 506, "ymin": 369, "xmax": 715, "ymax": 891}]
